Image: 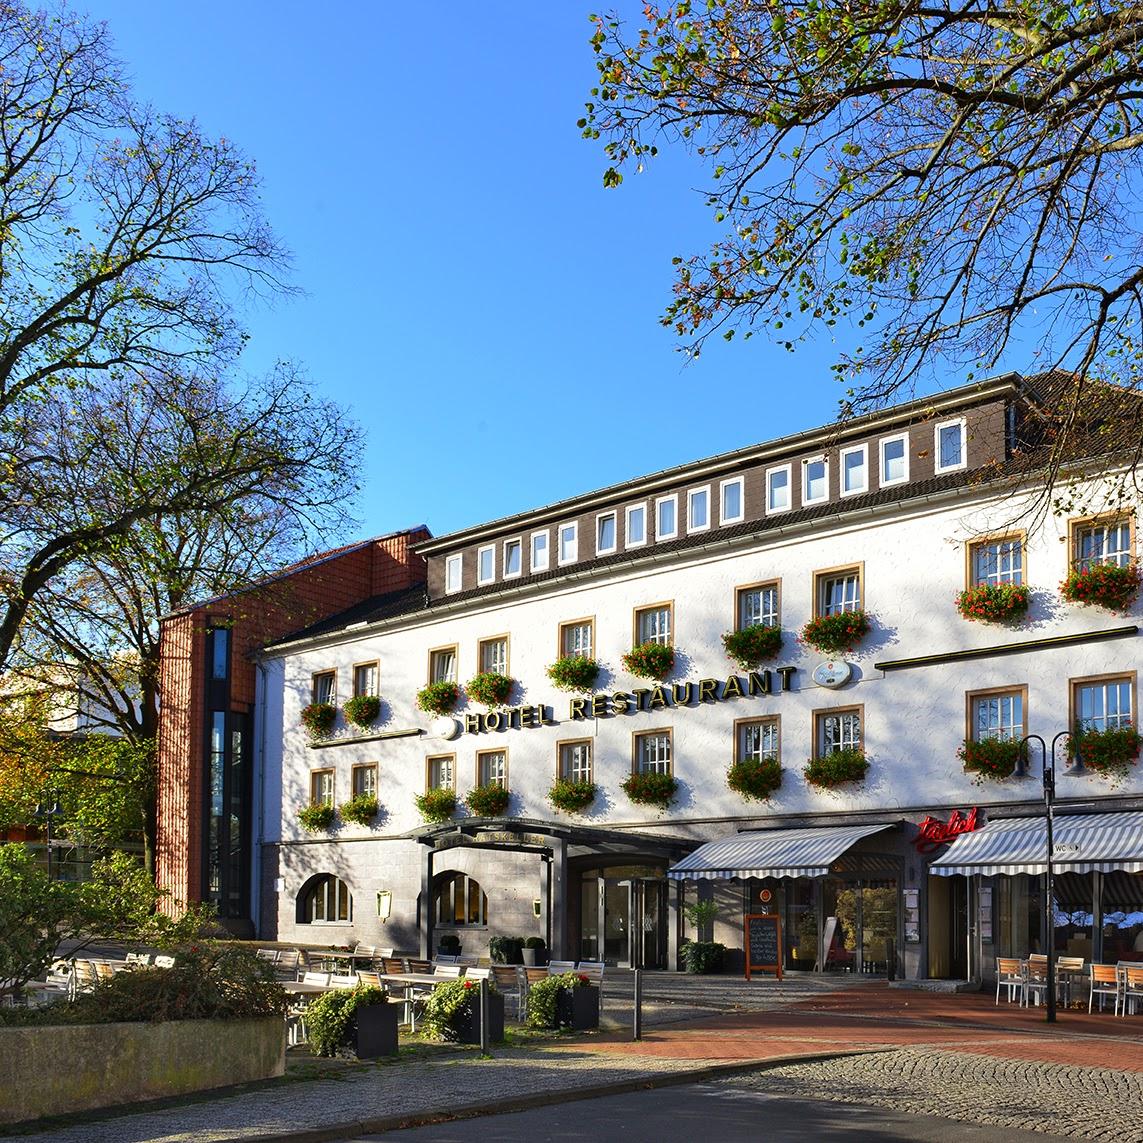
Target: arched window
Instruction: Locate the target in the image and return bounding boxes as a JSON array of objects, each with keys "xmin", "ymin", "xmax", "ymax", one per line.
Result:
[
  {"xmin": 297, "ymin": 874, "xmax": 352, "ymax": 924},
  {"xmin": 433, "ymin": 872, "xmax": 488, "ymax": 926}
]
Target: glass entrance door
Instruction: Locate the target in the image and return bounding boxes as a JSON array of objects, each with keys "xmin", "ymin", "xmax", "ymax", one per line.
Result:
[
  {"xmin": 603, "ymin": 879, "xmax": 631, "ymax": 967},
  {"xmin": 576, "ymin": 864, "xmax": 668, "ymax": 967}
]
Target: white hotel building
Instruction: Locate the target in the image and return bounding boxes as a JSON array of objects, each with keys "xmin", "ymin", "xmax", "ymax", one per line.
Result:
[{"xmin": 250, "ymin": 373, "xmax": 1143, "ymax": 982}]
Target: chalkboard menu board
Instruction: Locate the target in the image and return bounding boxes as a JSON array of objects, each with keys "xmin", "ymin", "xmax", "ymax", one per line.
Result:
[{"xmin": 745, "ymin": 913, "xmax": 783, "ymax": 980}]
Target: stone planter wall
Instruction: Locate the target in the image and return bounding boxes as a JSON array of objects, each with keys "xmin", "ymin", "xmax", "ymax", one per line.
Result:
[{"xmin": 0, "ymin": 1016, "xmax": 285, "ymax": 1126}]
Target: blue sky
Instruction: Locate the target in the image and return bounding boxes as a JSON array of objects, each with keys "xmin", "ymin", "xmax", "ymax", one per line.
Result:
[{"xmin": 83, "ymin": 3, "xmax": 930, "ymax": 542}]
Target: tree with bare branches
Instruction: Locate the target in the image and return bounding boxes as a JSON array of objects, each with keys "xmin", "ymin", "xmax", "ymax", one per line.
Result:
[{"xmin": 583, "ymin": 0, "xmax": 1143, "ymax": 479}]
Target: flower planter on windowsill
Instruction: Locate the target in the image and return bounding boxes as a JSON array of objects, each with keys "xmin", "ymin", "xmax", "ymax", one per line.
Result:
[
  {"xmin": 546, "ymin": 655, "xmax": 602, "ymax": 692},
  {"xmin": 466, "ymin": 672, "xmax": 514, "ymax": 707},
  {"xmin": 1068, "ymin": 725, "xmax": 1142, "ymax": 781},
  {"xmin": 301, "ymin": 702, "xmax": 337, "ymax": 738},
  {"xmin": 803, "ymin": 748, "xmax": 868, "ymax": 789},
  {"xmin": 556, "ymin": 985, "xmax": 599, "ymax": 1030},
  {"xmin": 721, "ymin": 624, "xmax": 783, "ymax": 668},
  {"xmin": 800, "ymin": 611, "xmax": 869, "ymax": 655},
  {"xmin": 954, "ymin": 583, "xmax": 1029, "ymax": 624},
  {"xmin": 958, "ymin": 737, "xmax": 1023, "ymax": 781},
  {"xmin": 621, "ymin": 642, "xmax": 675, "ymax": 681},
  {"xmin": 1060, "ymin": 563, "xmax": 1142, "ymax": 612},
  {"xmin": 416, "ymin": 681, "xmax": 460, "ymax": 716},
  {"xmin": 621, "ymin": 770, "xmax": 677, "ymax": 810}
]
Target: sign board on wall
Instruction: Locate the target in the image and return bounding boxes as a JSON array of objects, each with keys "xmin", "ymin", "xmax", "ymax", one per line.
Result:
[{"xmin": 744, "ymin": 913, "xmax": 783, "ymax": 980}]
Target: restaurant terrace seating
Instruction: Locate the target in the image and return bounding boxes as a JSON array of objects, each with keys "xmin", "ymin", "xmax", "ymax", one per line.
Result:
[
  {"xmin": 1090, "ymin": 964, "xmax": 1121, "ymax": 1014},
  {"xmin": 491, "ymin": 966, "xmax": 524, "ymax": 1018},
  {"xmin": 547, "ymin": 960, "xmax": 576, "ymax": 974},
  {"xmin": 380, "ymin": 956, "xmax": 406, "ymax": 976},
  {"xmin": 576, "ymin": 961, "xmax": 606, "ymax": 1014},
  {"xmin": 1122, "ymin": 965, "xmax": 1143, "ymax": 1016},
  {"xmin": 995, "ymin": 958, "xmax": 1024, "ymax": 1004}
]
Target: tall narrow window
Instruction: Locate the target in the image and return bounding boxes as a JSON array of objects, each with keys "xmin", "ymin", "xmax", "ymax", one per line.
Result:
[
  {"xmin": 427, "ymin": 754, "xmax": 455, "ymax": 790},
  {"xmin": 935, "ymin": 419, "xmax": 966, "ymax": 472},
  {"xmin": 210, "ymin": 627, "xmax": 230, "ymax": 681},
  {"xmin": 720, "ymin": 477, "xmax": 744, "ymax": 525},
  {"xmin": 477, "ymin": 545, "xmax": 495, "ymax": 585},
  {"xmin": 626, "ymin": 503, "xmax": 647, "ymax": 547},
  {"xmin": 559, "ymin": 739, "xmax": 593, "ymax": 782},
  {"xmin": 687, "ymin": 487, "xmax": 710, "ymax": 532},
  {"xmin": 879, "ymin": 434, "xmax": 909, "ymax": 486},
  {"xmin": 597, "ymin": 512, "xmax": 617, "ymax": 554},
  {"xmin": 503, "ymin": 538, "xmax": 522, "ymax": 578},
  {"xmin": 802, "ymin": 457, "xmax": 828, "ymax": 505},
  {"xmin": 477, "ymin": 749, "xmax": 507, "ymax": 788},
  {"xmin": 445, "ymin": 553, "xmax": 463, "ymax": 594},
  {"xmin": 531, "ymin": 530, "xmax": 549, "ymax": 572},
  {"xmin": 352, "ymin": 763, "xmax": 378, "ymax": 798},
  {"xmin": 312, "ymin": 671, "xmax": 336, "ymax": 705},
  {"xmin": 635, "ymin": 603, "xmax": 672, "ymax": 646},
  {"xmin": 429, "ymin": 647, "xmax": 457, "ymax": 684},
  {"xmin": 656, "ymin": 495, "xmax": 678, "ymax": 541},
  {"xmin": 767, "ymin": 466, "xmax": 791, "ymax": 513},
  {"xmin": 310, "ymin": 769, "xmax": 335, "ymax": 806},
  {"xmin": 634, "ymin": 729, "xmax": 672, "ymax": 774},
  {"xmin": 840, "ymin": 445, "xmax": 868, "ymax": 495},
  {"xmin": 353, "ymin": 662, "xmax": 378, "ymax": 697},
  {"xmin": 478, "ymin": 636, "xmax": 508, "ymax": 675},
  {"xmin": 558, "ymin": 522, "xmax": 578, "ymax": 565}
]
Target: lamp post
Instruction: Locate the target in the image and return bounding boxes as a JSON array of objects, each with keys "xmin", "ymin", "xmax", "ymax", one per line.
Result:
[
  {"xmin": 33, "ymin": 794, "xmax": 63, "ymax": 881},
  {"xmin": 1019, "ymin": 732, "xmax": 1073, "ymax": 1024}
]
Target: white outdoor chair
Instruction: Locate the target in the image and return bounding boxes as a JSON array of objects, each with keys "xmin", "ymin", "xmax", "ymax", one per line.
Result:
[
  {"xmin": 302, "ymin": 971, "xmax": 331, "ymax": 987},
  {"xmin": 576, "ymin": 960, "xmax": 605, "ymax": 1015},
  {"xmin": 433, "ymin": 963, "xmax": 464, "ymax": 978},
  {"xmin": 328, "ymin": 973, "xmax": 358, "ymax": 989},
  {"xmin": 547, "ymin": 960, "xmax": 576, "ymax": 975}
]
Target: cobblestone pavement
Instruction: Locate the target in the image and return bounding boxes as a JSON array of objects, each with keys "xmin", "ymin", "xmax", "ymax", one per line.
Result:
[{"xmin": 722, "ymin": 1048, "xmax": 1143, "ymax": 1141}]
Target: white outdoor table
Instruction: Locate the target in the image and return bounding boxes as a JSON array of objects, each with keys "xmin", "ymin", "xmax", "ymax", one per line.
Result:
[{"xmin": 382, "ymin": 972, "xmax": 454, "ymax": 1031}]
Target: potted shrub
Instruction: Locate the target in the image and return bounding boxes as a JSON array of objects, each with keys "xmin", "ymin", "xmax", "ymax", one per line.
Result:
[
  {"xmin": 300, "ymin": 701, "xmax": 337, "ymax": 738},
  {"xmin": 339, "ymin": 793, "xmax": 379, "ymax": 826},
  {"xmin": 522, "ymin": 936, "xmax": 547, "ymax": 967},
  {"xmin": 546, "ymin": 655, "xmax": 602, "ymax": 692},
  {"xmin": 800, "ymin": 610, "xmax": 870, "ymax": 655},
  {"xmin": 488, "ymin": 936, "xmax": 524, "ymax": 965},
  {"xmin": 804, "ymin": 747, "xmax": 869, "ymax": 789},
  {"xmin": 438, "ymin": 932, "xmax": 461, "ymax": 957},
  {"xmin": 524, "ymin": 971, "xmax": 599, "ymax": 1031},
  {"xmin": 721, "ymin": 624, "xmax": 783, "ymax": 669},
  {"xmin": 1069, "ymin": 724, "xmax": 1142, "ymax": 780},
  {"xmin": 680, "ymin": 940, "xmax": 726, "ymax": 974},
  {"xmin": 621, "ymin": 642, "xmax": 675, "ymax": 681},
  {"xmin": 416, "ymin": 680, "xmax": 460, "ymax": 716},
  {"xmin": 305, "ymin": 984, "xmax": 397, "ymax": 1059},
  {"xmin": 297, "ymin": 802, "xmax": 336, "ymax": 833},
  {"xmin": 421, "ymin": 978, "xmax": 504, "ymax": 1044},
  {"xmin": 414, "ymin": 787, "xmax": 457, "ymax": 824},
  {"xmin": 621, "ymin": 770, "xmax": 678, "ymax": 810},
  {"xmin": 1061, "ymin": 562, "xmax": 1142, "ymax": 612},
  {"xmin": 954, "ymin": 583, "xmax": 1030, "ymax": 624},
  {"xmin": 726, "ymin": 757, "xmax": 783, "ymax": 801},
  {"xmin": 466, "ymin": 782, "xmax": 510, "ymax": 817},
  {"xmin": 958, "ymin": 737, "xmax": 1023, "ymax": 781},
  {"xmin": 547, "ymin": 778, "xmax": 597, "ymax": 815},
  {"xmin": 342, "ymin": 694, "xmax": 381, "ymax": 728},
  {"xmin": 466, "ymin": 671, "xmax": 513, "ymax": 707}
]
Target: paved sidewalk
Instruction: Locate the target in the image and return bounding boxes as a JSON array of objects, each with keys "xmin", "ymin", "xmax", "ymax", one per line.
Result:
[{"xmin": 16, "ymin": 977, "xmax": 1143, "ymax": 1143}]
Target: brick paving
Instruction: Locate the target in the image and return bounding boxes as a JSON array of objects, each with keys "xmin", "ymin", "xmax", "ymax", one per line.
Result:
[{"xmin": 15, "ymin": 976, "xmax": 1143, "ymax": 1142}]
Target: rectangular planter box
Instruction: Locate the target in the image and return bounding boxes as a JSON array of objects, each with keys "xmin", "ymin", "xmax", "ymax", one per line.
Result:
[
  {"xmin": 457, "ymin": 990, "xmax": 505, "ymax": 1044},
  {"xmin": 556, "ymin": 986, "xmax": 599, "ymax": 1030},
  {"xmin": 0, "ymin": 1016, "xmax": 285, "ymax": 1126},
  {"xmin": 352, "ymin": 1002, "xmax": 399, "ymax": 1058}
]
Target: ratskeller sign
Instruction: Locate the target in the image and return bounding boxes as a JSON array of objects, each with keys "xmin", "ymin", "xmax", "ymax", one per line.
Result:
[{"xmin": 463, "ymin": 666, "xmax": 797, "ymax": 735}]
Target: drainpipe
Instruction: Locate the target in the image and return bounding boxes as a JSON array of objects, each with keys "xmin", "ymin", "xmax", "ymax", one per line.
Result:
[{"xmin": 251, "ymin": 658, "xmax": 267, "ymax": 938}]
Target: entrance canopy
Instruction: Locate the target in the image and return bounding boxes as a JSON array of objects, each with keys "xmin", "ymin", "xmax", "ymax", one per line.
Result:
[
  {"xmin": 930, "ymin": 810, "xmax": 1143, "ymax": 876},
  {"xmin": 667, "ymin": 822, "xmax": 894, "ymax": 881}
]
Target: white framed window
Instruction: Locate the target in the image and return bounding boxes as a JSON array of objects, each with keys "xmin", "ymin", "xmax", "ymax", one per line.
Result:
[
  {"xmin": 352, "ymin": 763, "xmax": 378, "ymax": 798},
  {"xmin": 626, "ymin": 503, "xmax": 647, "ymax": 548},
  {"xmin": 839, "ymin": 444, "xmax": 868, "ymax": 496},
  {"xmin": 635, "ymin": 603, "xmax": 672, "ymax": 646},
  {"xmin": 737, "ymin": 582, "xmax": 778, "ymax": 629},
  {"xmin": 478, "ymin": 636, "xmax": 508, "ymax": 675},
  {"xmin": 802, "ymin": 456, "xmax": 828, "ymax": 505},
  {"xmin": 445, "ymin": 553, "xmax": 463, "ymax": 594},
  {"xmin": 687, "ymin": 486, "xmax": 711, "ymax": 533},
  {"xmin": 655, "ymin": 495, "xmax": 678, "ymax": 541},
  {"xmin": 970, "ymin": 688, "xmax": 1025, "ymax": 742},
  {"xmin": 1073, "ymin": 676, "xmax": 1134, "ymax": 732},
  {"xmin": 1073, "ymin": 517, "xmax": 1132, "ymax": 571},
  {"xmin": 312, "ymin": 671, "xmax": 336, "ymax": 705},
  {"xmin": 818, "ymin": 568, "xmax": 861, "ymax": 616},
  {"xmin": 301, "ymin": 874, "xmax": 351, "ymax": 924},
  {"xmin": 558, "ymin": 522, "xmax": 578, "ymax": 565},
  {"xmin": 310, "ymin": 769, "xmax": 335, "ymax": 806},
  {"xmin": 817, "ymin": 708, "xmax": 862, "ymax": 755},
  {"xmin": 879, "ymin": 433, "xmax": 909, "ymax": 487},
  {"xmin": 427, "ymin": 754, "xmax": 455, "ymax": 790},
  {"xmin": 596, "ymin": 511, "xmax": 618, "ymax": 555},
  {"xmin": 766, "ymin": 465, "xmax": 791, "ymax": 513},
  {"xmin": 429, "ymin": 647, "xmax": 457, "ymax": 684},
  {"xmin": 720, "ymin": 477, "xmax": 745, "ymax": 525},
  {"xmin": 353, "ymin": 662, "xmax": 378, "ymax": 697},
  {"xmin": 634, "ymin": 729, "xmax": 672, "ymax": 774},
  {"xmin": 503, "ymin": 538, "xmax": 522, "ymax": 579},
  {"xmin": 477, "ymin": 749, "xmax": 508, "ymax": 788},
  {"xmin": 530, "ymin": 530, "xmax": 550, "ymax": 573},
  {"xmin": 970, "ymin": 537, "xmax": 1023, "ymax": 586},
  {"xmin": 934, "ymin": 418, "xmax": 967, "ymax": 473},
  {"xmin": 560, "ymin": 618, "xmax": 594, "ymax": 658},
  {"xmin": 477, "ymin": 544, "xmax": 495, "ymax": 585},
  {"xmin": 559, "ymin": 739, "xmax": 593, "ymax": 783},
  {"xmin": 736, "ymin": 718, "xmax": 779, "ymax": 763}
]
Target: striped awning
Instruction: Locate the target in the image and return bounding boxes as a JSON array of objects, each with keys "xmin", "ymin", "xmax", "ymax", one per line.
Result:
[
  {"xmin": 667, "ymin": 822, "xmax": 894, "ymax": 881},
  {"xmin": 930, "ymin": 811, "xmax": 1143, "ymax": 877}
]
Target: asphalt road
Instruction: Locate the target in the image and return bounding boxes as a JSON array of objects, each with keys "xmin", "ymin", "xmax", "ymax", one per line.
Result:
[{"xmin": 354, "ymin": 1082, "xmax": 1080, "ymax": 1142}]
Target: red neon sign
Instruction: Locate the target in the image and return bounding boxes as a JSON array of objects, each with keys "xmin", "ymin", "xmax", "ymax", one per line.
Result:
[{"xmin": 913, "ymin": 807, "xmax": 980, "ymax": 854}]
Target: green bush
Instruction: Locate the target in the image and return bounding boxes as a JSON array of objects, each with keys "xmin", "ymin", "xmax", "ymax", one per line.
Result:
[
  {"xmin": 804, "ymin": 747, "xmax": 869, "ymax": 789},
  {"xmin": 298, "ymin": 802, "xmax": 336, "ymax": 833},
  {"xmin": 955, "ymin": 583, "xmax": 1030, "ymax": 624},
  {"xmin": 546, "ymin": 655, "xmax": 601, "ymax": 692},
  {"xmin": 466, "ymin": 782, "xmax": 510, "ymax": 817},
  {"xmin": 300, "ymin": 702, "xmax": 337, "ymax": 737},
  {"xmin": 421, "ymin": 978, "xmax": 499, "ymax": 1042},
  {"xmin": 488, "ymin": 936, "xmax": 523, "ymax": 964},
  {"xmin": 306, "ymin": 984, "xmax": 390, "ymax": 1057},
  {"xmin": 547, "ymin": 778, "xmax": 597, "ymax": 815},
  {"xmin": 524, "ymin": 971, "xmax": 591, "ymax": 1029},
  {"xmin": 416, "ymin": 681, "xmax": 460, "ymax": 716},
  {"xmin": 727, "ymin": 757, "xmax": 783, "ymax": 801},
  {"xmin": 680, "ymin": 940, "xmax": 726, "ymax": 974},
  {"xmin": 1061, "ymin": 562, "xmax": 1141, "ymax": 612},
  {"xmin": 721, "ymin": 624, "xmax": 783, "ymax": 668},
  {"xmin": 800, "ymin": 610, "xmax": 870, "ymax": 654},
  {"xmin": 466, "ymin": 672, "xmax": 514, "ymax": 707},
  {"xmin": 339, "ymin": 793, "xmax": 379, "ymax": 826},
  {"xmin": 621, "ymin": 770, "xmax": 677, "ymax": 810},
  {"xmin": 621, "ymin": 642, "xmax": 675, "ymax": 680},
  {"xmin": 342, "ymin": 694, "xmax": 381, "ymax": 728},
  {"xmin": 414, "ymin": 787, "xmax": 457, "ymax": 823}
]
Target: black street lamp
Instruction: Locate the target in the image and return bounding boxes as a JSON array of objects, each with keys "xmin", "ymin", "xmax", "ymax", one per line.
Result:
[
  {"xmin": 1019, "ymin": 732, "xmax": 1077, "ymax": 1024},
  {"xmin": 33, "ymin": 794, "xmax": 63, "ymax": 881}
]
